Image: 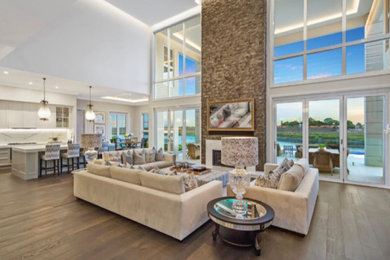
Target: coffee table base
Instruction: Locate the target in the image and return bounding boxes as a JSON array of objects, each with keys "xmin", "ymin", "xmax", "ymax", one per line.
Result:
[{"xmin": 212, "ymin": 224, "xmax": 262, "ymax": 256}]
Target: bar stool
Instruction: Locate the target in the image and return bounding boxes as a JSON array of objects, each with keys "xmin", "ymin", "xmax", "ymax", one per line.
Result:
[
  {"xmin": 61, "ymin": 143, "xmax": 80, "ymax": 173},
  {"xmin": 39, "ymin": 144, "xmax": 61, "ymax": 177}
]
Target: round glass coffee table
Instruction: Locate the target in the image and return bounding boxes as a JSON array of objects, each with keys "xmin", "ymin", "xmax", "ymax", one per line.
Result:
[{"xmin": 207, "ymin": 197, "xmax": 274, "ymax": 256}]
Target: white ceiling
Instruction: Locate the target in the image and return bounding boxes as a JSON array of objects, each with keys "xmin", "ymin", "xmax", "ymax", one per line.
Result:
[
  {"xmin": 0, "ymin": 0, "xmax": 78, "ymax": 60},
  {"xmin": 0, "ymin": 0, "xmax": 199, "ymax": 105},
  {"xmin": 105, "ymin": 0, "xmax": 198, "ymax": 26},
  {"xmin": 0, "ymin": 67, "xmax": 149, "ymax": 105}
]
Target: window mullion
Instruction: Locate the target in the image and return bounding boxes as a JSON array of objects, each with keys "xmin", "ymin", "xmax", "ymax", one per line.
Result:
[
  {"xmin": 303, "ymin": 0, "xmax": 308, "ymax": 81},
  {"xmin": 183, "ymin": 22, "xmax": 186, "ymax": 96},
  {"xmin": 342, "ymin": 0, "xmax": 346, "ymax": 76}
]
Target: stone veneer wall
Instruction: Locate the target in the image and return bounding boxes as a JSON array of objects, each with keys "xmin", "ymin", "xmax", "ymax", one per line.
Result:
[{"xmin": 201, "ymin": 0, "xmax": 267, "ymax": 170}]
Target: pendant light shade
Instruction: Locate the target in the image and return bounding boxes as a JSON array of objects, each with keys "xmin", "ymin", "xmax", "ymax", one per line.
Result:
[
  {"xmin": 38, "ymin": 78, "xmax": 51, "ymax": 121},
  {"xmin": 85, "ymin": 86, "xmax": 96, "ymax": 122}
]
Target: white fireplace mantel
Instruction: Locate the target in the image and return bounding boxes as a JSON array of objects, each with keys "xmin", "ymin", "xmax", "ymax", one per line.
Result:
[{"xmin": 205, "ymin": 139, "xmax": 255, "ymax": 172}]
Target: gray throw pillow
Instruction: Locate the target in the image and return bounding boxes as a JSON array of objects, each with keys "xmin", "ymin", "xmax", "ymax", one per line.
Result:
[
  {"xmin": 255, "ymin": 158, "xmax": 292, "ymax": 189},
  {"xmin": 121, "ymin": 150, "xmax": 133, "ymax": 165},
  {"xmin": 156, "ymin": 147, "xmax": 164, "ymax": 161},
  {"xmin": 145, "ymin": 147, "xmax": 156, "ymax": 163},
  {"xmin": 133, "ymin": 149, "xmax": 146, "ymax": 165}
]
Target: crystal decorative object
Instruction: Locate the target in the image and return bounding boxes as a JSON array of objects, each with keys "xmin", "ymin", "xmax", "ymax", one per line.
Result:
[{"xmin": 229, "ymin": 167, "xmax": 250, "ymax": 217}]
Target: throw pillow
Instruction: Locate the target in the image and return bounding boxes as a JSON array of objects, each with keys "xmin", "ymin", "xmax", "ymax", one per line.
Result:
[
  {"xmin": 121, "ymin": 150, "xmax": 133, "ymax": 165},
  {"xmin": 155, "ymin": 147, "xmax": 164, "ymax": 161},
  {"xmin": 133, "ymin": 149, "xmax": 146, "ymax": 165},
  {"xmin": 269, "ymin": 158, "xmax": 292, "ymax": 175},
  {"xmin": 137, "ymin": 165, "xmax": 147, "ymax": 172},
  {"xmin": 277, "ymin": 164, "xmax": 305, "ymax": 191},
  {"xmin": 125, "ymin": 162, "xmax": 135, "ymax": 169},
  {"xmin": 110, "ymin": 166, "xmax": 142, "ymax": 185},
  {"xmin": 255, "ymin": 158, "xmax": 292, "ymax": 189},
  {"xmin": 183, "ymin": 174, "xmax": 198, "ymax": 191},
  {"xmin": 145, "ymin": 147, "xmax": 156, "ymax": 163}
]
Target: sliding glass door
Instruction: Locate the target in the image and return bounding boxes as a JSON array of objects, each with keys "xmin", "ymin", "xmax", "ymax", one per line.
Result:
[
  {"xmin": 273, "ymin": 93, "xmax": 387, "ymax": 186},
  {"xmin": 155, "ymin": 107, "xmax": 201, "ymax": 160},
  {"xmin": 275, "ymin": 102, "xmax": 303, "ymax": 163},
  {"xmin": 345, "ymin": 95, "xmax": 385, "ymax": 184},
  {"xmin": 308, "ymin": 99, "xmax": 341, "ymax": 180}
]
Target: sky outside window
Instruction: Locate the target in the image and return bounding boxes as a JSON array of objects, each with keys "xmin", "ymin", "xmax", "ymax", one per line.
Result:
[{"xmin": 274, "ymin": 27, "xmax": 366, "ymax": 83}]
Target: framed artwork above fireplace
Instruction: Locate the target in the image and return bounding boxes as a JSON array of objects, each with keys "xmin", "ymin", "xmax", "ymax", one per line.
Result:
[{"xmin": 207, "ymin": 98, "xmax": 254, "ymax": 131}]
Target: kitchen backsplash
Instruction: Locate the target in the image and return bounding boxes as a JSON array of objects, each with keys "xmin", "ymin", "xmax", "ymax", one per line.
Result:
[{"xmin": 0, "ymin": 129, "xmax": 71, "ymax": 144}]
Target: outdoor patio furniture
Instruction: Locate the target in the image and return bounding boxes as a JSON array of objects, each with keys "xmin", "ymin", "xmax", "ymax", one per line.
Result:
[
  {"xmin": 187, "ymin": 143, "xmax": 200, "ymax": 159},
  {"xmin": 295, "ymin": 145, "xmax": 303, "ymax": 158},
  {"xmin": 313, "ymin": 149, "xmax": 333, "ymax": 174},
  {"xmin": 283, "ymin": 145, "xmax": 294, "ymax": 157}
]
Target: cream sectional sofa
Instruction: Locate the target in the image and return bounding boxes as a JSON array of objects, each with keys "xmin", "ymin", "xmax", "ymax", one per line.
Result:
[
  {"xmin": 227, "ymin": 159, "xmax": 319, "ymax": 235},
  {"xmin": 74, "ymin": 163, "xmax": 223, "ymax": 241},
  {"xmin": 99, "ymin": 148, "xmax": 176, "ymax": 171}
]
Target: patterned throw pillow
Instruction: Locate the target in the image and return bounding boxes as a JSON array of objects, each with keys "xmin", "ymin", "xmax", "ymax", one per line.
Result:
[
  {"xmin": 125, "ymin": 162, "xmax": 135, "ymax": 169},
  {"xmin": 133, "ymin": 149, "xmax": 146, "ymax": 165},
  {"xmin": 183, "ymin": 174, "xmax": 198, "ymax": 191},
  {"xmin": 121, "ymin": 150, "xmax": 133, "ymax": 165},
  {"xmin": 108, "ymin": 151, "xmax": 122, "ymax": 162},
  {"xmin": 145, "ymin": 147, "xmax": 156, "ymax": 163},
  {"xmin": 255, "ymin": 158, "xmax": 293, "ymax": 189},
  {"xmin": 155, "ymin": 148, "xmax": 164, "ymax": 161}
]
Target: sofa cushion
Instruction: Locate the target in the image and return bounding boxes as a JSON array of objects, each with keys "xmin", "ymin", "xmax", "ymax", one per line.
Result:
[
  {"xmin": 277, "ymin": 164, "xmax": 306, "ymax": 191},
  {"xmin": 121, "ymin": 150, "xmax": 133, "ymax": 165},
  {"xmin": 143, "ymin": 161, "xmax": 172, "ymax": 171},
  {"xmin": 139, "ymin": 172, "xmax": 185, "ymax": 194},
  {"xmin": 145, "ymin": 147, "xmax": 156, "ymax": 163},
  {"xmin": 87, "ymin": 163, "xmax": 111, "ymax": 177},
  {"xmin": 156, "ymin": 147, "xmax": 164, "ymax": 161},
  {"xmin": 110, "ymin": 166, "xmax": 141, "ymax": 185},
  {"xmin": 133, "ymin": 149, "xmax": 146, "ymax": 165}
]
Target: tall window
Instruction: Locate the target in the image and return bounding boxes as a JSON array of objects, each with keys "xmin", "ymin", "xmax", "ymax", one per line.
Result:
[
  {"xmin": 154, "ymin": 15, "xmax": 201, "ymax": 99},
  {"xmin": 110, "ymin": 112, "xmax": 127, "ymax": 140},
  {"xmin": 272, "ymin": 0, "xmax": 390, "ymax": 85},
  {"xmin": 142, "ymin": 113, "xmax": 149, "ymax": 148}
]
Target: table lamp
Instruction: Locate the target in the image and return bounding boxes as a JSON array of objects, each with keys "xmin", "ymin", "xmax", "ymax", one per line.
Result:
[
  {"xmin": 81, "ymin": 134, "xmax": 102, "ymax": 163},
  {"xmin": 221, "ymin": 137, "xmax": 258, "ymax": 216}
]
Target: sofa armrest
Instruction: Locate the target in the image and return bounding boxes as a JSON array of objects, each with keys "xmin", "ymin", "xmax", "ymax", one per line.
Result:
[
  {"xmin": 227, "ymin": 183, "xmax": 310, "ymax": 235},
  {"xmin": 264, "ymin": 163, "xmax": 278, "ymax": 175},
  {"xmin": 163, "ymin": 153, "xmax": 176, "ymax": 165},
  {"xmin": 179, "ymin": 181, "xmax": 223, "ymax": 240}
]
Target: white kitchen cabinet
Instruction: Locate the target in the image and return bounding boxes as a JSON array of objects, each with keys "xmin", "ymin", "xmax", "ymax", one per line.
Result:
[
  {"xmin": 23, "ymin": 103, "xmax": 38, "ymax": 128},
  {"xmin": 7, "ymin": 102, "xmax": 24, "ymax": 128},
  {"xmin": 0, "ymin": 101, "xmax": 8, "ymax": 128}
]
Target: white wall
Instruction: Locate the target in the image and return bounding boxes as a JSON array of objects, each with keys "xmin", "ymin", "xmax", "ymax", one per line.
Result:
[
  {"xmin": 0, "ymin": 0, "xmax": 151, "ymax": 95},
  {"xmin": 77, "ymin": 99, "xmax": 136, "ymax": 141}
]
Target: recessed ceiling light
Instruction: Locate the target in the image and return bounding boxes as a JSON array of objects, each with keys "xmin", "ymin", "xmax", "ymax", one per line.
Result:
[
  {"xmin": 28, "ymin": 82, "xmax": 33, "ymax": 85},
  {"xmin": 55, "ymin": 86, "xmax": 59, "ymax": 89},
  {"xmin": 3, "ymin": 71, "xmax": 9, "ymax": 75}
]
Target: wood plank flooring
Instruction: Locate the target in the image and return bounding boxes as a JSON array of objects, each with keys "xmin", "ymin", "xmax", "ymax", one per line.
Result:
[{"xmin": 0, "ymin": 172, "xmax": 389, "ymax": 260}]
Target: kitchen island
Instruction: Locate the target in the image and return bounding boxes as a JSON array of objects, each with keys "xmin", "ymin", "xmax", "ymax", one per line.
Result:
[{"xmin": 12, "ymin": 144, "xmax": 68, "ymax": 180}]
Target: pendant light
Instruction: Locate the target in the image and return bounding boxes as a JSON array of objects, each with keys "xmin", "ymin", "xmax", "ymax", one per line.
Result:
[
  {"xmin": 85, "ymin": 86, "xmax": 96, "ymax": 122},
  {"xmin": 38, "ymin": 77, "xmax": 51, "ymax": 121}
]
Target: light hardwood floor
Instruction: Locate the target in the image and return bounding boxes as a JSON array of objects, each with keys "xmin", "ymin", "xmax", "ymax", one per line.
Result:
[{"xmin": 0, "ymin": 172, "xmax": 389, "ymax": 260}]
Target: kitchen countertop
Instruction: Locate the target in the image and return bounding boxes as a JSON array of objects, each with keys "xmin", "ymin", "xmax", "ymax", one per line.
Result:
[{"xmin": 11, "ymin": 143, "xmax": 69, "ymax": 153}]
